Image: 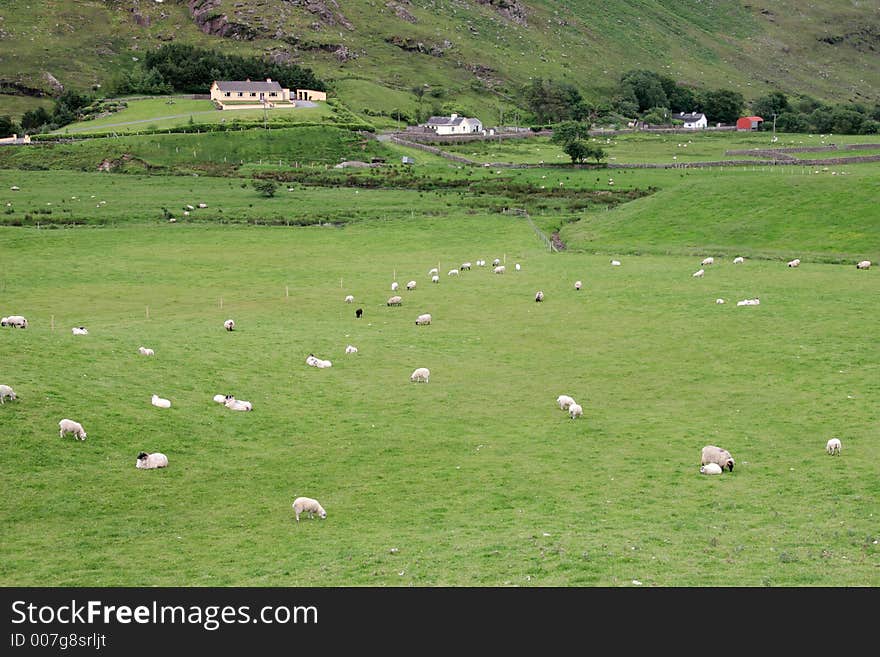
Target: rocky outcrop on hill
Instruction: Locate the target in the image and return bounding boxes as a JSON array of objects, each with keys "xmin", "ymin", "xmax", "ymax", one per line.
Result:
[
  {"xmin": 188, "ymin": 0, "xmax": 258, "ymax": 40},
  {"xmin": 474, "ymin": 0, "xmax": 528, "ymax": 27},
  {"xmin": 386, "ymin": 1, "xmax": 417, "ymax": 24},
  {"xmin": 385, "ymin": 35, "xmax": 452, "ymax": 56}
]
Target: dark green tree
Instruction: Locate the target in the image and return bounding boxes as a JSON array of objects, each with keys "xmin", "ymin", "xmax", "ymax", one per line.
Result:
[
  {"xmin": 563, "ymin": 140, "xmax": 591, "ymax": 163},
  {"xmin": 697, "ymin": 89, "xmax": 744, "ymax": 124},
  {"xmin": 0, "ymin": 115, "xmax": 18, "ymax": 137},
  {"xmin": 20, "ymin": 106, "xmax": 51, "ymax": 132},
  {"xmin": 550, "ymin": 120, "xmax": 591, "ymax": 145},
  {"xmin": 252, "ymin": 179, "xmax": 279, "ymax": 197},
  {"xmin": 620, "ymin": 70, "xmax": 669, "ymax": 113},
  {"xmin": 751, "ymin": 91, "xmax": 790, "ymax": 124}
]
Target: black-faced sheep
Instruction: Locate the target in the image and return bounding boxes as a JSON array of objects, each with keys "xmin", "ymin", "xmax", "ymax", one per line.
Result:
[
  {"xmin": 535, "ymin": 290, "xmax": 544, "ymax": 302},
  {"xmin": 355, "ymin": 308, "xmax": 363, "ymax": 318},
  {"xmin": 701, "ymin": 445, "xmax": 735, "ymax": 472},
  {"xmin": 136, "ymin": 451, "xmax": 168, "ymax": 469}
]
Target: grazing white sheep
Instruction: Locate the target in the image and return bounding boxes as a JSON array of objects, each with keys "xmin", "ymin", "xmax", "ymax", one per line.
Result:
[
  {"xmin": 535, "ymin": 290, "xmax": 544, "ymax": 302},
  {"xmin": 305, "ymin": 354, "xmax": 320, "ymax": 367},
  {"xmin": 733, "ymin": 256, "xmax": 745, "ymax": 264},
  {"xmin": 138, "ymin": 346, "xmax": 155, "ymax": 356},
  {"xmin": 574, "ymin": 280, "xmax": 582, "ymax": 290},
  {"xmin": 136, "ymin": 451, "xmax": 168, "ymax": 469},
  {"xmin": 344, "ymin": 294, "xmax": 354, "ymax": 303},
  {"xmin": 315, "ymin": 359, "xmax": 332, "ymax": 368},
  {"xmin": 701, "ymin": 445, "xmax": 735, "ymax": 472},
  {"xmin": 151, "ymin": 394, "xmax": 171, "ymax": 409},
  {"xmin": 345, "ymin": 345, "xmax": 358, "ymax": 354},
  {"xmin": 185, "ymin": 204, "xmax": 195, "ymax": 211},
  {"xmin": 736, "ymin": 298, "xmax": 760, "ymax": 306},
  {"xmin": 700, "ymin": 463, "xmax": 723, "ymax": 475},
  {"xmin": 515, "ymin": 263, "xmax": 521, "ymax": 271},
  {"xmin": 493, "ymin": 265, "xmax": 506, "ymax": 274},
  {"xmin": 59, "ymin": 418, "xmax": 87, "ymax": 441},
  {"xmin": 406, "ymin": 280, "xmax": 417, "ymax": 291},
  {"xmin": 213, "ymin": 394, "xmax": 227, "ymax": 404},
  {"xmin": 492, "ymin": 258, "xmax": 501, "ymax": 266},
  {"xmin": 715, "ymin": 298, "xmax": 725, "ymax": 304},
  {"xmin": 787, "ymin": 258, "xmax": 801, "ymax": 267},
  {"xmin": 611, "ymin": 260, "xmax": 621, "ymax": 266},
  {"xmin": 826, "ymin": 438, "xmax": 842, "ymax": 455},
  {"xmin": 856, "ymin": 260, "xmax": 871, "ymax": 270},
  {"xmin": 556, "ymin": 395, "xmax": 575, "ymax": 410},
  {"xmin": 224, "ymin": 395, "xmax": 253, "ymax": 411},
  {"xmin": 0, "ymin": 384, "xmax": 17, "ymax": 403},
  {"xmin": 391, "ymin": 281, "xmax": 399, "ymax": 291},
  {"xmin": 71, "ymin": 326, "xmax": 89, "ymax": 335},
  {"xmin": 568, "ymin": 403, "xmax": 583, "ymax": 419},
  {"xmin": 198, "ymin": 203, "xmax": 207, "ymax": 209},
  {"xmin": 692, "ymin": 269, "xmax": 704, "ymax": 278},
  {"xmin": 415, "ymin": 313, "xmax": 432, "ymax": 325},
  {"xmin": 701, "ymin": 257, "xmax": 714, "ymax": 266},
  {"xmin": 387, "ymin": 295, "xmax": 403, "ymax": 306},
  {"xmin": 461, "ymin": 262, "xmax": 472, "ymax": 270},
  {"xmin": 431, "ymin": 275, "xmax": 439, "ymax": 283},
  {"xmin": 447, "ymin": 268, "xmax": 459, "ymax": 276},
  {"xmin": 410, "ymin": 367, "xmax": 430, "ymax": 383},
  {"xmin": 224, "ymin": 319, "xmax": 235, "ymax": 331},
  {"xmin": 3, "ymin": 315, "xmax": 28, "ymax": 328},
  {"xmin": 428, "ymin": 267, "xmax": 439, "ymax": 276},
  {"xmin": 292, "ymin": 496, "xmax": 327, "ymax": 522}
]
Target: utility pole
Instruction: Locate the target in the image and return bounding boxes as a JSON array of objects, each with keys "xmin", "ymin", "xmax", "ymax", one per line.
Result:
[{"xmin": 772, "ymin": 113, "xmax": 778, "ymax": 134}]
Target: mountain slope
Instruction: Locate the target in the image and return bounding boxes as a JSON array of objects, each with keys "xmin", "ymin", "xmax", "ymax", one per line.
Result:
[{"xmin": 0, "ymin": 0, "xmax": 877, "ymax": 121}]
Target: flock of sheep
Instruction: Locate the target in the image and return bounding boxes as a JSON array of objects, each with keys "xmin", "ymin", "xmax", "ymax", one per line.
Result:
[{"xmin": 0, "ymin": 249, "xmax": 867, "ymax": 528}]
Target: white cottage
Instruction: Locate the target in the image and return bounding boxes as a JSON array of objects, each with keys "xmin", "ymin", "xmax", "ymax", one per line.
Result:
[
  {"xmin": 425, "ymin": 113, "xmax": 483, "ymax": 135},
  {"xmin": 210, "ymin": 79, "xmax": 291, "ymax": 104},
  {"xmin": 675, "ymin": 112, "xmax": 708, "ymax": 129}
]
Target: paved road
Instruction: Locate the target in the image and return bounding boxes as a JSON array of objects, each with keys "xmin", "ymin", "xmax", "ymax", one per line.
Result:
[{"xmin": 60, "ymin": 101, "xmax": 318, "ymax": 133}]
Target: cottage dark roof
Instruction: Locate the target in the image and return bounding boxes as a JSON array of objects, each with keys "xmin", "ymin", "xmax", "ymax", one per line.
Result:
[
  {"xmin": 214, "ymin": 80, "xmax": 285, "ymax": 92},
  {"xmin": 427, "ymin": 115, "xmax": 466, "ymax": 126},
  {"xmin": 676, "ymin": 112, "xmax": 706, "ymax": 122}
]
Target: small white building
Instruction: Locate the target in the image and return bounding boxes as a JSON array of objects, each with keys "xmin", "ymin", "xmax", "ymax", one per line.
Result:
[
  {"xmin": 675, "ymin": 112, "xmax": 708, "ymax": 129},
  {"xmin": 425, "ymin": 113, "xmax": 483, "ymax": 135}
]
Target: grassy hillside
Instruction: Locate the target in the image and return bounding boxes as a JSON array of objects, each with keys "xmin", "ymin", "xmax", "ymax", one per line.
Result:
[{"xmin": 0, "ymin": 1, "xmax": 877, "ymax": 124}]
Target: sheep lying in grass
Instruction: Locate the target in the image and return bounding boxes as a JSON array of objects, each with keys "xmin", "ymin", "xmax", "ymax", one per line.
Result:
[
  {"xmin": 611, "ymin": 260, "xmax": 621, "ymax": 266},
  {"xmin": 410, "ymin": 367, "xmax": 430, "ymax": 383},
  {"xmin": 136, "ymin": 451, "xmax": 168, "ymax": 469},
  {"xmin": 71, "ymin": 326, "xmax": 89, "ymax": 335},
  {"xmin": 701, "ymin": 445, "xmax": 735, "ymax": 472},
  {"xmin": 213, "ymin": 394, "xmax": 227, "ymax": 404},
  {"xmin": 224, "ymin": 395, "xmax": 253, "ymax": 411},
  {"xmin": 736, "ymin": 298, "xmax": 760, "ymax": 306},
  {"xmin": 151, "ymin": 394, "xmax": 171, "ymax": 409},
  {"xmin": 826, "ymin": 438, "xmax": 842, "ymax": 455},
  {"xmin": 224, "ymin": 319, "xmax": 235, "ymax": 331},
  {"xmin": 138, "ymin": 346, "xmax": 155, "ymax": 356},
  {"xmin": 715, "ymin": 298, "xmax": 725, "ymax": 304},
  {"xmin": 59, "ymin": 418, "xmax": 87, "ymax": 441},
  {"xmin": 0, "ymin": 384, "xmax": 17, "ymax": 403},
  {"xmin": 345, "ymin": 345, "xmax": 358, "ymax": 354},
  {"xmin": 700, "ymin": 463, "xmax": 723, "ymax": 475},
  {"xmin": 292, "ymin": 496, "xmax": 326, "ymax": 522},
  {"xmin": 787, "ymin": 258, "xmax": 801, "ymax": 268},
  {"xmin": 557, "ymin": 395, "xmax": 575, "ymax": 410}
]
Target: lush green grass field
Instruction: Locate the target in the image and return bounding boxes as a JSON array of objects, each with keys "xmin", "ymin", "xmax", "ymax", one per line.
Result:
[
  {"xmin": 0, "ymin": 213, "xmax": 877, "ymax": 586},
  {"xmin": 56, "ymin": 97, "xmax": 334, "ymax": 135}
]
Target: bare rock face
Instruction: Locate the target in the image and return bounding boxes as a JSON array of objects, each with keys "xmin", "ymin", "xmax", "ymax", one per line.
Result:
[
  {"xmin": 188, "ymin": 0, "xmax": 257, "ymax": 39},
  {"xmin": 385, "ymin": 35, "xmax": 452, "ymax": 57},
  {"xmin": 43, "ymin": 72, "xmax": 64, "ymax": 93},
  {"xmin": 474, "ymin": 0, "xmax": 528, "ymax": 26},
  {"xmin": 386, "ymin": 1, "xmax": 417, "ymax": 23}
]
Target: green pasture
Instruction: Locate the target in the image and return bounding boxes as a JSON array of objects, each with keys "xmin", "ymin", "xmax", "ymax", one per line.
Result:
[
  {"xmin": 0, "ymin": 214, "xmax": 877, "ymax": 586},
  {"xmin": 55, "ymin": 96, "xmax": 334, "ymax": 135}
]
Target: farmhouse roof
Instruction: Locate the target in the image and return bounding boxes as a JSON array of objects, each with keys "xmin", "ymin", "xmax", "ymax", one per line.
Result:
[
  {"xmin": 675, "ymin": 112, "xmax": 706, "ymax": 122},
  {"xmin": 427, "ymin": 115, "xmax": 466, "ymax": 126},
  {"xmin": 740, "ymin": 115, "xmax": 764, "ymax": 121},
  {"xmin": 213, "ymin": 79, "xmax": 285, "ymax": 92}
]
